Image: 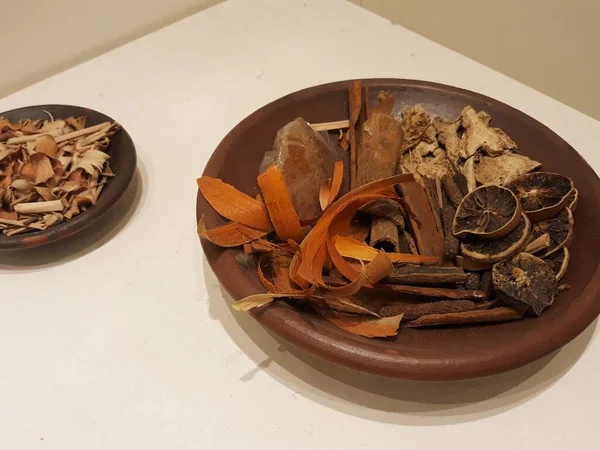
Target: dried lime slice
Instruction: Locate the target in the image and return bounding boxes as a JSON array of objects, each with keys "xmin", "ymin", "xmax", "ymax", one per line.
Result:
[
  {"xmin": 528, "ymin": 207, "xmax": 573, "ymax": 257},
  {"xmin": 453, "ymin": 185, "xmax": 521, "ymax": 239},
  {"xmin": 460, "ymin": 213, "xmax": 531, "ymax": 263},
  {"xmin": 506, "ymin": 172, "xmax": 574, "ymax": 221}
]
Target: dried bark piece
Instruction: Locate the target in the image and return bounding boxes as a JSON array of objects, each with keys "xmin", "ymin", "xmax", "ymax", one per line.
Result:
[
  {"xmin": 543, "ymin": 247, "xmax": 570, "ymax": 281},
  {"xmin": 506, "ymin": 172, "xmax": 574, "ymax": 221},
  {"xmin": 316, "ymin": 308, "xmax": 403, "ymax": 338},
  {"xmin": 257, "ymin": 166, "xmax": 304, "ymax": 243},
  {"xmin": 365, "ymin": 250, "xmax": 393, "ymax": 284},
  {"xmin": 493, "ymin": 252, "xmax": 557, "ymax": 316},
  {"xmin": 375, "ymin": 283, "xmax": 487, "ymax": 300},
  {"xmin": 14, "ymin": 200, "xmax": 62, "ymax": 214},
  {"xmin": 319, "ymin": 160, "xmax": 344, "ymax": 210},
  {"xmin": 384, "ymin": 264, "xmax": 469, "ymax": 285},
  {"xmin": 453, "ymin": 185, "xmax": 521, "ymax": 239},
  {"xmin": 369, "ymin": 217, "xmax": 400, "ymax": 252},
  {"xmin": 347, "ymin": 81, "xmax": 363, "ymax": 187},
  {"xmin": 261, "ymin": 118, "xmax": 344, "ymax": 219},
  {"xmin": 528, "ymin": 207, "xmax": 573, "ymax": 257},
  {"xmin": 360, "ymin": 198, "xmax": 405, "ymax": 228},
  {"xmin": 340, "ymin": 220, "xmax": 370, "ymax": 242},
  {"xmin": 405, "ymin": 307, "xmax": 524, "ymax": 327},
  {"xmin": 460, "ymin": 213, "xmax": 531, "ymax": 263},
  {"xmin": 356, "ymin": 106, "xmax": 403, "ymax": 186},
  {"xmin": 380, "ymin": 299, "xmax": 493, "ymax": 321},
  {"xmin": 398, "ymin": 181, "xmax": 445, "ymax": 263},
  {"xmin": 401, "ymin": 104, "xmax": 430, "ymax": 153}
]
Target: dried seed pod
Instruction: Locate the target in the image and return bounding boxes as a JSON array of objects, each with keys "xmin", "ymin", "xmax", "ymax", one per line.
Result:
[
  {"xmin": 506, "ymin": 172, "xmax": 574, "ymax": 221},
  {"xmin": 460, "ymin": 213, "xmax": 531, "ymax": 263},
  {"xmin": 528, "ymin": 207, "xmax": 573, "ymax": 257},
  {"xmin": 543, "ymin": 247, "xmax": 570, "ymax": 281},
  {"xmin": 493, "ymin": 252, "xmax": 557, "ymax": 316},
  {"xmin": 453, "ymin": 185, "xmax": 521, "ymax": 239}
]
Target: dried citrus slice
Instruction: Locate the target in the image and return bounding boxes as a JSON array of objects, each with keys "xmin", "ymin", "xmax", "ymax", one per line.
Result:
[
  {"xmin": 492, "ymin": 252, "xmax": 557, "ymax": 316},
  {"xmin": 460, "ymin": 213, "xmax": 531, "ymax": 263},
  {"xmin": 453, "ymin": 185, "xmax": 521, "ymax": 239},
  {"xmin": 543, "ymin": 247, "xmax": 570, "ymax": 281},
  {"xmin": 566, "ymin": 188, "xmax": 578, "ymax": 212},
  {"xmin": 528, "ymin": 207, "xmax": 573, "ymax": 257},
  {"xmin": 506, "ymin": 172, "xmax": 574, "ymax": 221}
]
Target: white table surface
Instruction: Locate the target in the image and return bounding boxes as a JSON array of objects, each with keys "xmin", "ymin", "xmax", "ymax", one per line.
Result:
[{"xmin": 1, "ymin": 0, "xmax": 599, "ymax": 448}]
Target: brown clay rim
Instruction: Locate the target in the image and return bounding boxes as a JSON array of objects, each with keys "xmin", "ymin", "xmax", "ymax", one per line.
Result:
[
  {"xmin": 0, "ymin": 105, "xmax": 137, "ymax": 250},
  {"xmin": 197, "ymin": 79, "xmax": 600, "ymax": 381}
]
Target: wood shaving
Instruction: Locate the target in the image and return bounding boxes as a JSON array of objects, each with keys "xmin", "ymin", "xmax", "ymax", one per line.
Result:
[{"xmin": 0, "ymin": 116, "xmax": 119, "ymax": 235}]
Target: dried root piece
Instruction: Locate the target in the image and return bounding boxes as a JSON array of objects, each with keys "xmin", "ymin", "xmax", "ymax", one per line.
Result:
[{"xmin": 493, "ymin": 252, "xmax": 557, "ymax": 316}]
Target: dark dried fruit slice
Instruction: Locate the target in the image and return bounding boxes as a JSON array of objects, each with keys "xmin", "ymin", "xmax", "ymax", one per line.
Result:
[
  {"xmin": 492, "ymin": 252, "xmax": 557, "ymax": 316},
  {"xmin": 543, "ymin": 247, "xmax": 570, "ymax": 281},
  {"xmin": 460, "ymin": 213, "xmax": 531, "ymax": 263},
  {"xmin": 566, "ymin": 188, "xmax": 578, "ymax": 212},
  {"xmin": 528, "ymin": 207, "xmax": 573, "ymax": 257},
  {"xmin": 453, "ymin": 185, "xmax": 521, "ymax": 239},
  {"xmin": 506, "ymin": 172, "xmax": 574, "ymax": 221}
]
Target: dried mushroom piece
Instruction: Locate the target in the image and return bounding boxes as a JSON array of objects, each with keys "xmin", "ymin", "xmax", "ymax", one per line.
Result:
[
  {"xmin": 453, "ymin": 185, "xmax": 521, "ymax": 239},
  {"xmin": 543, "ymin": 247, "xmax": 570, "ymax": 281},
  {"xmin": 493, "ymin": 252, "xmax": 557, "ymax": 316},
  {"xmin": 460, "ymin": 213, "xmax": 531, "ymax": 263},
  {"xmin": 528, "ymin": 207, "xmax": 573, "ymax": 257},
  {"xmin": 506, "ymin": 172, "xmax": 574, "ymax": 221}
]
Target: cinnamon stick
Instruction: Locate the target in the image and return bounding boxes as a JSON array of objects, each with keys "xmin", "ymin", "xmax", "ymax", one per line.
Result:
[
  {"xmin": 355, "ymin": 92, "xmax": 404, "ymax": 252},
  {"xmin": 384, "ymin": 264, "xmax": 469, "ymax": 285},
  {"xmin": 370, "ymin": 217, "xmax": 400, "ymax": 252},
  {"xmin": 380, "ymin": 299, "xmax": 494, "ymax": 321},
  {"xmin": 405, "ymin": 307, "xmax": 525, "ymax": 327},
  {"xmin": 374, "ymin": 283, "xmax": 487, "ymax": 300}
]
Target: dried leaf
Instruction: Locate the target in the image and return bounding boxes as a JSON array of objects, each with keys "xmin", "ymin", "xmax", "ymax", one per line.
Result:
[
  {"xmin": 197, "ymin": 216, "xmax": 268, "ymax": 247},
  {"xmin": 70, "ymin": 149, "xmax": 110, "ymax": 176},
  {"xmin": 257, "ymin": 166, "xmax": 304, "ymax": 243},
  {"xmin": 232, "ymin": 293, "xmax": 313, "ymax": 311},
  {"xmin": 197, "ymin": 176, "xmax": 271, "ymax": 231},
  {"xmin": 316, "ymin": 308, "xmax": 403, "ymax": 337}
]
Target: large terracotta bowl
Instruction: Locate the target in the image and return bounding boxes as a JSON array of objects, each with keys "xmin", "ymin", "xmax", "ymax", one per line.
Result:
[
  {"xmin": 0, "ymin": 105, "xmax": 136, "ymax": 250},
  {"xmin": 197, "ymin": 79, "xmax": 600, "ymax": 380}
]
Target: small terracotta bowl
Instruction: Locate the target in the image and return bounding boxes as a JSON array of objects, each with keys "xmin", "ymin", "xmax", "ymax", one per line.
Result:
[{"xmin": 0, "ymin": 105, "xmax": 136, "ymax": 250}]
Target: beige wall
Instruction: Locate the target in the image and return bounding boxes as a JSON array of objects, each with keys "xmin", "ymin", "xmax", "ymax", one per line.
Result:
[
  {"xmin": 0, "ymin": 0, "xmax": 221, "ymax": 99},
  {"xmin": 352, "ymin": 0, "xmax": 600, "ymax": 120}
]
